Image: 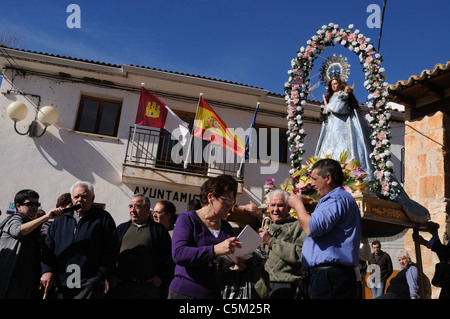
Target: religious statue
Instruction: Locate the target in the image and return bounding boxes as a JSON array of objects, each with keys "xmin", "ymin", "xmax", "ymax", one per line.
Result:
[{"xmin": 314, "ymin": 76, "xmax": 375, "ymax": 180}]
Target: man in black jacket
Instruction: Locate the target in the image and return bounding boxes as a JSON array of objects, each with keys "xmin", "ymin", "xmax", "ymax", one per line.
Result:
[
  {"xmin": 40, "ymin": 181, "xmax": 116, "ymax": 299},
  {"xmin": 368, "ymin": 240, "xmax": 393, "ymax": 298},
  {"xmin": 109, "ymin": 194, "xmax": 172, "ymax": 299}
]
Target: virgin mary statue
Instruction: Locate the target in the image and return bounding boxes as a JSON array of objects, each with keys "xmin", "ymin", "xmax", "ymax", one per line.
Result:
[{"xmin": 314, "ymin": 76, "xmax": 375, "ymax": 180}]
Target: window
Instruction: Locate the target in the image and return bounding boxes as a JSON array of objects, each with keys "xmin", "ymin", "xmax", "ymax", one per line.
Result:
[
  {"xmin": 75, "ymin": 96, "xmax": 122, "ymax": 137},
  {"xmin": 254, "ymin": 125, "xmax": 288, "ymax": 163}
]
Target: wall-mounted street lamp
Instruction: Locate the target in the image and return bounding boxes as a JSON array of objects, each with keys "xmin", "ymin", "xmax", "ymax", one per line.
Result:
[{"xmin": 7, "ymin": 101, "xmax": 58, "ymax": 137}]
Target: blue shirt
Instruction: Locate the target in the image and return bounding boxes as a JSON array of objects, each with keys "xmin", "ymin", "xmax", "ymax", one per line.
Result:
[
  {"xmin": 302, "ymin": 187, "xmax": 361, "ymax": 269},
  {"xmin": 404, "ymin": 263, "xmax": 419, "ymax": 298}
]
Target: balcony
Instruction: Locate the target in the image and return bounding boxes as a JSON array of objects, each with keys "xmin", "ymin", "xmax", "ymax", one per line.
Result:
[{"xmin": 122, "ymin": 126, "xmax": 244, "ymax": 190}]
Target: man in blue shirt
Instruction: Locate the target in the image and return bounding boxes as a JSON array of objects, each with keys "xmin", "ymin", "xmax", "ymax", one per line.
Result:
[{"xmin": 289, "ymin": 158, "xmax": 361, "ymax": 298}]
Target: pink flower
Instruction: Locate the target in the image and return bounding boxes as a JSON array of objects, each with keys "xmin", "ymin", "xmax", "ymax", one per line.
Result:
[
  {"xmin": 376, "ymin": 171, "xmax": 384, "ymax": 179},
  {"xmin": 372, "ymin": 91, "xmax": 380, "ymax": 98},
  {"xmin": 365, "ymin": 56, "xmax": 374, "ymax": 63},
  {"xmin": 377, "ymin": 130, "xmax": 387, "ymax": 140},
  {"xmin": 359, "ymin": 43, "xmax": 366, "ymax": 50},
  {"xmin": 348, "ymin": 33, "xmax": 356, "ymax": 42},
  {"xmin": 295, "ymin": 76, "xmax": 303, "ymax": 84},
  {"xmin": 344, "ymin": 185, "xmax": 353, "ymax": 193}
]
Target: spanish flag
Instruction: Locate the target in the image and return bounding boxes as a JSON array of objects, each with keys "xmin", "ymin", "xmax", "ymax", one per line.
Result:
[{"xmin": 193, "ymin": 97, "xmax": 245, "ymax": 157}]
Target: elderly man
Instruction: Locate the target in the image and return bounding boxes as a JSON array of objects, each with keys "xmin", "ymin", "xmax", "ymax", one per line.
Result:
[
  {"xmin": 258, "ymin": 189, "xmax": 305, "ymax": 299},
  {"xmin": 109, "ymin": 194, "xmax": 172, "ymax": 299},
  {"xmin": 40, "ymin": 181, "xmax": 116, "ymax": 299},
  {"xmin": 289, "ymin": 158, "xmax": 361, "ymax": 299}
]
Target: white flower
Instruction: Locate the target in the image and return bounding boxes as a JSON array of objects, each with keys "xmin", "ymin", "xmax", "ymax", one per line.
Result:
[
  {"xmin": 348, "ymin": 24, "xmax": 354, "ymax": 29},
  {"xmin": 386, "ymin": 161, "xmax": 394, "ymax": 168}
]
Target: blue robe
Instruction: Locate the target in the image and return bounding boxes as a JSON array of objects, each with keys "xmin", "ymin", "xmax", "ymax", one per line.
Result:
[{"xmin": 314, "ymin": 91, "xmax": 375, "ymax": 180}]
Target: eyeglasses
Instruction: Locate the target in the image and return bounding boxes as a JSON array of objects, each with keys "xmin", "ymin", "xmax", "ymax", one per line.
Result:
[
  {"xmin": 218, "ymin": 196, "xmax": 235, "ymax": 205},
  {"xmin": 21, "ymin": 202, "xmax": 41, "ymax": 207}
]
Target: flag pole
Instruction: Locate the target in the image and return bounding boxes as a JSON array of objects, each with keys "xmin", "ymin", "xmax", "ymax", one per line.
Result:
[
  {"xmin": 184, "ymin": 93, "xmax": 203, "ymax": 169},
  {"xmin": 237, "ymin": 102, "xmax": 260, "ymax": 179},
  {"xmin": 130, "ymin": 83, "xmax": 145, "ymax": 162}
]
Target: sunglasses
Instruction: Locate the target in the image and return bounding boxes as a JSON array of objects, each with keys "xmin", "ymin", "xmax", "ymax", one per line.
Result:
[{"xmin": 21, "ymin": 202, "xmax": 41, "ymax": 207}]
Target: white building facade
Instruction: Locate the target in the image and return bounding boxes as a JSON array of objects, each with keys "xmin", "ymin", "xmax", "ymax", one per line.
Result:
[{"xmin": 0, "ymin": 47, "xmax": 405, "ymax": 225}]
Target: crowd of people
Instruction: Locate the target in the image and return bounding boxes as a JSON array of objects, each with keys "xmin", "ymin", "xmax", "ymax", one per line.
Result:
[{"xmin": 0, "ymin": 158, "xmax": 447, "ymax": 299}]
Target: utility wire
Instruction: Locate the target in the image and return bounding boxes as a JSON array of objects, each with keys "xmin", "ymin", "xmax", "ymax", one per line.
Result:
[{"xmin": 377, "ymin": 0, "xmax": 387, "ymax": 53}]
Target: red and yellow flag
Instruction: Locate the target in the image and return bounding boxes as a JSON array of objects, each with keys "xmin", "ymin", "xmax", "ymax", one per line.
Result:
[
  {"xmin": 193, "ymin": 97, "xmax": 245, "ymax": 157},
  {"xmin": 135, "ymin": 86, "xmax": 168, "ymax": 128}
]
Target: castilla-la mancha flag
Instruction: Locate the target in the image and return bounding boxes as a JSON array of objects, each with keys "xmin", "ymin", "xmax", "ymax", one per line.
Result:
[
  {"xmin": 135, "ymin": 86, "xmax": 189, "ymax": 146},
  {"xmin": 193, "ymin": 96, "xmax": 245, "ymax": 157}
]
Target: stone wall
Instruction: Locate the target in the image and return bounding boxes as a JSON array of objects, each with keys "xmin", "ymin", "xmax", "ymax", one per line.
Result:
[{"xmin": 403, "ymin": 111, "xmax": 450, "ymax": 298}]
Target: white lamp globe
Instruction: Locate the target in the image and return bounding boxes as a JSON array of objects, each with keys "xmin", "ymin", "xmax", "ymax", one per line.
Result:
[
  {"xmin": 37, "ymin": 105, "xmax": 58, "ymax": 126},
  {"xmin": 7, "ymin": 101, "xmax": 28, "ymax": 122}
]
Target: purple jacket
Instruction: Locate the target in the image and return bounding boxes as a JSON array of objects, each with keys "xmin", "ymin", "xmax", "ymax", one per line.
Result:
[{"xmin": 169, "ymin": 210, "xmax": 233, "ymax": 299}]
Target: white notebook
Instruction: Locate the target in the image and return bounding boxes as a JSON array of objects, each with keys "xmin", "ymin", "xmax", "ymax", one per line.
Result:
[{"xmin": 227, "ymin": 224, "xmax": 263, "ymax": 263}]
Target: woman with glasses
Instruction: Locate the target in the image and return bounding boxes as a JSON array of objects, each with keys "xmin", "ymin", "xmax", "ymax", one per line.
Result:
[{"xmin": 168, "ymin": 175, "xmax": 242, "ymax": 299}]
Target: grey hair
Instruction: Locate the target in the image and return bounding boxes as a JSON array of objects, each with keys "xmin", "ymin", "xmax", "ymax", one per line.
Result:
[
  {"xmin": 70, "ymin": 181, "xmax": 95, "ymax": 199},
  {"xmin": 397, "ymin": 249, "xmax": 411, "ymax": 260},
  {"xmin": 267, "ymin": 189, "xmax": 289, "ymax": 206},
  {"xmin": 132, "ymin": 193, "xmax": 151, "ymax": 207}
]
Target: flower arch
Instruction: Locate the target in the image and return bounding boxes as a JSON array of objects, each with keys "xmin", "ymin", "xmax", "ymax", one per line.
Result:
[{"xmin": 285, "ymin": 23, "xmax": 398, "ymax": 200}]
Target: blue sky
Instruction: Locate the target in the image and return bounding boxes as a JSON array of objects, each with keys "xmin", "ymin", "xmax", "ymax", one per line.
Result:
[{"xmin": 1, "ymin": 0, "xmax": 448, "ymax": 103}]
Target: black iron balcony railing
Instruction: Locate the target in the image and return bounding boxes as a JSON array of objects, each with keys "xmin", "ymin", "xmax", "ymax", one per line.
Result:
[{"xmin": 124, "ymin": 126, "xmax": 244, "ymax": 179}]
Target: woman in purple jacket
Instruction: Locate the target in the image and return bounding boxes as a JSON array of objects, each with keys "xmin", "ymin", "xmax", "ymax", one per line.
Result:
[{"xmin": 168, "ymin": 176, "xmax": 242, "ymax": 299}]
